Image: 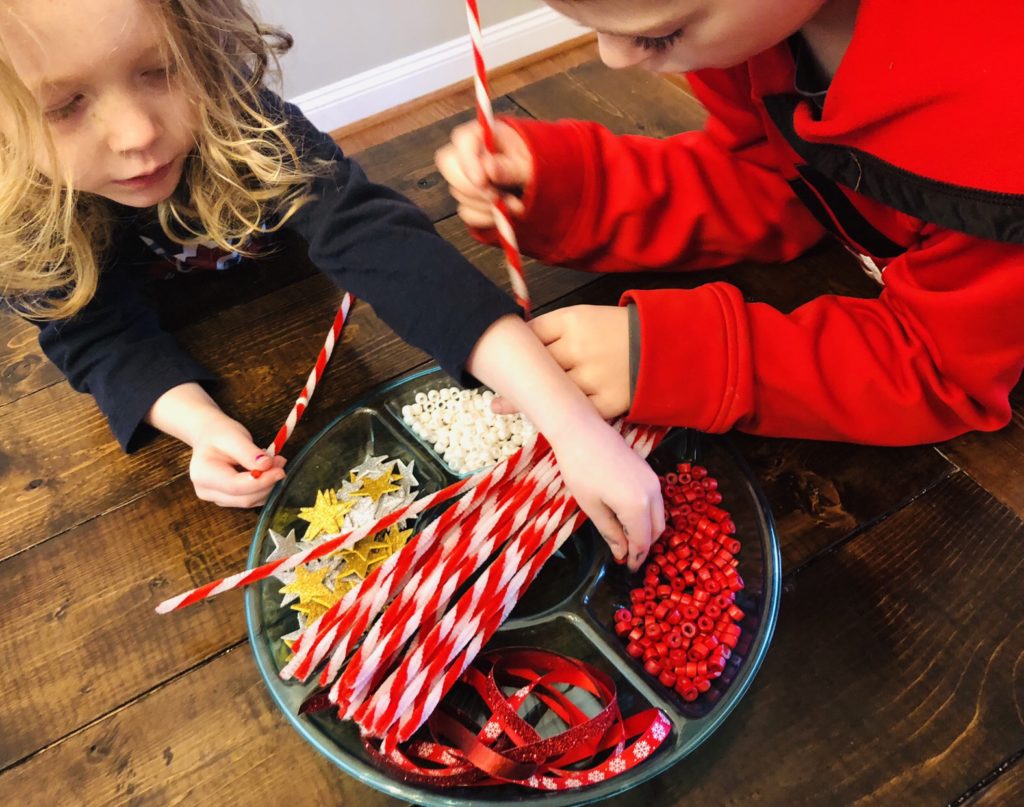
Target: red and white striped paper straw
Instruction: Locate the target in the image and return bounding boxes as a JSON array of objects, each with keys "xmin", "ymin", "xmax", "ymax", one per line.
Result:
[{"xmin": 466, "ymin": 0, "xmax": 531, "ymax": 315}]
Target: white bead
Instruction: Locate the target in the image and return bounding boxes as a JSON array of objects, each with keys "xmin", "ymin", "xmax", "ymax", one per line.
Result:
[
  {"xmin": 414, "ymin": 392, "xmax": 427, "ymax": 405},
  {"xmin": 401, "ymin": 405, "xmax": 413, "ymax": 420},
  {"xmin": 409, "ymin": 403, "xmax": 422, "ymax": 416},
  {"xmin": 440, "ymin": 388, "xmax": 451, "ymax": 401}
]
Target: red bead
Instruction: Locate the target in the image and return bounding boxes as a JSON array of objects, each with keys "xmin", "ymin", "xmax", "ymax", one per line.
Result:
[
  {"xmin": 666, "ymin": 631, "xmax": 683, "ymax": 649},
  {"xmin": 628, "ymin": 627, "xmax": 644, "ymax": 642},
  {"xmin": 646, "ymin": 623, "xmax": 663, "ymax": 641},
  {"xmin": 615, "ymin": 621, "xmax": 632, "ymax": 637},
  {"xmin": 653, "ymin": 603, "xmax": 670, "ymax": 621},
  {"xmin": 680, "ymin": 621, "xmax": 697, "ymax": 638},
  {"xmin": 727, "ymin": 605, "xmax": 745, "ymax": 621},
  {"xmin": 720, "ymin": 519, "xmax": 737, "ymax": 535},
  {"xmin": 643, "ymin": 646, "xmax": 659, "ymax": 662},
  {"xmin": 644, "ymin": 586, "xmax": 657, "ymax": 600},
  {"xmin": 697, "ymin": 615, "xmax": 715, "ymax": 632},
  {"xmin": 625, "ymin": 642, "xmax": 644, "ymax": 658},
  {"xmin": 676, "ymin": 462, "xmax": 692, "ymax": 474},
  {"xmin": 656, "ymin": 584, "xmax": 673, "ymax": 599},
  {"xmin": 705, "ymin": 491, "xmax": 723, "ymax": 504},
  {"xmin": 704, "ymin": 578, "xmax": 722, "ymax": 594},
  {"xmin": 666, "ymin": 608, "xmax": 683, "ymax": 625},
  {"xmin": 695, "ymin": 677, "xmax": 712, "ymax": 693},
  {"xmin": 702, "ymin": 477, "xmax": 718, "ymax": 491},
  {"xmin": 630, "ymin": 588, "xmax": 646, "ymax": 603},
  {"xmin": 723, "ymin": 538, "xmax": 742, "ymax": 555},
  {"xmin": 704, "ymin": 603, "xmax": 722, "ymax": 619},
  {"xmin": 659, "ymin": 670, "xmax": 677, "ymax": 688},
  {"xmin": 693, "ymin": 589, "xmax": 710, "ymax": 603},
  {"xmin": 615, "ymin": 608, "xmax": 633, "ymax": 622},
  {"xmin": 692, "ymin": 466, "xmax": 708, "ymax": 480},
  {"xmin": 664, "ymin": 472, "xmax": 679, "ymax": 485},
  {"xmin": 633, "ymin": 603, "xmax": 647, "ymax": 617},
  {"xmin": 655, "ymin": 641, "xmax": 669, "ymax": 658},
  {"xmin": 669, "ymin": 648, "xmax": 687, "ymax": 664},
  {"xmin": 682, "ymin": 605, "xmax": 700, "ymax": 621},
  {"xmin": 643, "ymin": 659, "xmax": 662, "ymax": 677},
  {"xmin": 677, "ymin": 473, "xmax": 692, "ymax": 485}
]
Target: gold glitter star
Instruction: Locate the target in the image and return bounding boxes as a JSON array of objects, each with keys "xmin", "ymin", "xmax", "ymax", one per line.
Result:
[
  {"xmin": 314, "ymin": 577, "xmax": 359, "ymax": 608},
  {"xmin": 382, "ymin": 523, "xmax": 413, "ymax": 553},
  {"xmin": 292, "ymin": 599, "xmax": 330, "ymax": 622},
  {"xmin": 297, "ymin": 489, "xmax": 355, "ymax": 541},
  {"xmin": 351, "ymin": 471, "xmax": 402, "ymax": 502},
  {"xmin": 337, "ymin": 548, "xmax": 372, "ymax": 579},
  {"xmin": 279, "ymin": 564, "xmax": 333, "ymax": 606}
]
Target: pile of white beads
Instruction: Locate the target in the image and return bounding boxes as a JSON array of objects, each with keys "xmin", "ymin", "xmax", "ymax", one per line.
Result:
[{"xmin": 400, "ymin": 386, "xmax": 537, "ymax": 474}]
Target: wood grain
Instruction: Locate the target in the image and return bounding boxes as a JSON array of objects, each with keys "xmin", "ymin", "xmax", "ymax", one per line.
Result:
[
  {"xmin": 510, "ymin": 59, "xmax": 709, "ymax": 135},
  {"xmin": 941, "ymin": 380, "xmax": 1024, "ymax": 520},
  {"xmin": 0, "ymin": 646, "xmax": 400, "ymax": 807},
  {"xmin": 962, "ymin": 755, "xmax": 1024, "ymax": 806},
  {"xmin": 613, "ymin": 472, "xmax": 1024, "ymax": 806}
]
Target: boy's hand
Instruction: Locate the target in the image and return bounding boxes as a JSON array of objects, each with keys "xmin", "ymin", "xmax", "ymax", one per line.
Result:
[
  {"xmin": 495, "ymin": 305, "xmax": 632, "ymax": 420},
  {"xmin": 435, "ymin": 120, "xmax": 534, "ymax": 229},
  {"xmin": 189, "ymin": 415, "xmax": 287, "ymax": 508}
]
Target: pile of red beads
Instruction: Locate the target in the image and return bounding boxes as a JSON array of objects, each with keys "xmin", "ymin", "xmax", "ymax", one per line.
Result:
[{"xmin": 613, "ymin": 462, "xmax": 745, "ymax": 702}]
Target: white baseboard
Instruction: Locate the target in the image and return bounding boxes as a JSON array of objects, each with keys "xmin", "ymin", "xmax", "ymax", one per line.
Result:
[{"xmin": 289, "ymin": 7, "xmax": 586, "ymax": 133}]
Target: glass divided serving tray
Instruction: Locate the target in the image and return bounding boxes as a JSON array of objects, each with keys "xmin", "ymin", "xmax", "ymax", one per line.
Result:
[{"xmin": 246, "ymin": 365, "xmax": 781, "ymax": 806}]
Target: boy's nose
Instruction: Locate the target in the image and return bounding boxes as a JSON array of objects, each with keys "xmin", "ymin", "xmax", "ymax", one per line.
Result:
[
  {"xmin": 103, "ymin": 94, "xmax": 162, "ymax": 155},
  {"xmin": 596, "ymin": 33, "xmax": 652, "ymax": 70}
]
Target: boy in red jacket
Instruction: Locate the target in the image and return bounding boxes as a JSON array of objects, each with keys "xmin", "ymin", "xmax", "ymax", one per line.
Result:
[{"xmin": 437, "ymin": 0, "xmax": 1024, "ymax": 445}]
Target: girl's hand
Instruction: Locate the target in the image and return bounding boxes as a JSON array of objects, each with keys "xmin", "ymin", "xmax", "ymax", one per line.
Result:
[
  {"xmin": 435, "ymin": 120, "xmax": 534, "ymax": 229},
  {"xmin": 494, "ymin": 305, "xmax": 632, "ymax": 420},
  {"xmin": 547, "ymin": 415, "xmax": 665, "ymax": 571},
  {"xmin": 145, "ymin": 382, "xmax": 286, "ymax": 508},
  {"xmin": 188, "ymin": 415, "xmax": 287, "ymax": 508}
]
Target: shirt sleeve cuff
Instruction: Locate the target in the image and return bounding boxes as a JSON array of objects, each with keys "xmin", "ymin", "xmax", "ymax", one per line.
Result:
[{"xmin": 619, "ymin": 284, "xmax": 753, "ymax": 432}]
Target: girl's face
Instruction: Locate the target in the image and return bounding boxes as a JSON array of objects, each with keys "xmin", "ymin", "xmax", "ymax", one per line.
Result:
[
  {"xmin": 546, "ymin": 0, "xmax": 828, "ymax": 73},
  {"xmin": 1, "ymin": 0, "xmax": 198, "ymax": 208}
]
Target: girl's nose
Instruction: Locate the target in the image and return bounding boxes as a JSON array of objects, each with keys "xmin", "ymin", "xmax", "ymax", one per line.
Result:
[
  {"xmin": 103, "ymin": 93, "xmax": 162, "ymax": 155},
  {"xmin": 596, "ymin": 33, "xmax": 651, "ymax": 70}
]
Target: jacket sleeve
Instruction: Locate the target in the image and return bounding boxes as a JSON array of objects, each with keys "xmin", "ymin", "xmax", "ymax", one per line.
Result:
[
  {"xmin": 274, "ymin": 96, "xmax": 519, "ymax": 384},
  {"xmin": 481, "ymin": 66, "xmax": 826, "ymax": 272},
  {"xmin": 621, "ymin": 227, "xmax": 1024, "ymax": 445},
  {"xmin": 31, "ymin": 235, "xmax": 218, "ymax": 452}
]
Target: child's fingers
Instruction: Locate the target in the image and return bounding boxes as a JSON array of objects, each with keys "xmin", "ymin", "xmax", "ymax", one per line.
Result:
[
  {"xmin": 584, "ymin": 500, "xmax": 630, "ymax": 565},
  {"xmin": 489, "ymin": 395, "xmax": 520, "ymax": 415},
  {"xmin": 619, "ymin": 505, "xmax": 654, "ymax": 572},
  {"xmin": 450, "ymin": 122, "xmax": 489, "ymax": 188},
  {"xmin": 527, "ymin": 309, "xmax": 567, "ymax": 345}
]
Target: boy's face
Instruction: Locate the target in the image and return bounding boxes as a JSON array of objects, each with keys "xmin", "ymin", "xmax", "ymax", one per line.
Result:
[
  {"xmin": 0, "ymin": 0, "xmax": 198, "ymax": 208},
  {"xmin": 546, "ymin": 0, "xmax": 828, "ymax": 72}
]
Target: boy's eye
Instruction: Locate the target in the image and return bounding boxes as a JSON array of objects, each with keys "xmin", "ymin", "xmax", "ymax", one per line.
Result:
[
  {"xmin": 45, "ymin": 94, "xmax": 85, "ymax": 123},
  {"xmin": 634, "ymin": 29, "xmax": 684, "ymax": 52}
]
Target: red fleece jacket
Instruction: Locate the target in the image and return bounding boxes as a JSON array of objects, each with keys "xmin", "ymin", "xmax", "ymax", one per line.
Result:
[{"xmin": 476, "ymin": 0, "xmax": 1024, "ymax": 445}]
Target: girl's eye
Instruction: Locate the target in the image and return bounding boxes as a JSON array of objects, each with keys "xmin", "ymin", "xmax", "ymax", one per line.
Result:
[
  {"xmin": 634, "ymin": 29, "xmax": 684, "ymax": 52},
  {"xmin": 45, "ymin": 95, "xmax": 85, "ymax": 123},
  {"xmin": 143, "ymin": 62, "xmax": 178, "ymax": 80}
]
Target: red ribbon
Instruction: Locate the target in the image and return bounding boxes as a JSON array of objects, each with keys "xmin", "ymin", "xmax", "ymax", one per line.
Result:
[{"xmin": 361, "ymin": 648, "xmax": 672, "ymax": 791}]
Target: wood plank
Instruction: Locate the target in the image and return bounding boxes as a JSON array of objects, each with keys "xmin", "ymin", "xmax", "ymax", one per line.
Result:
[
  {"xmin": 509, "ymin": 59, "xmax": 709, "ymax": 135},
  {"xmin": 614, "ymin": 472, "xmax": 1024, "ymax": 805},
  {"xmin": 0, "ymin": 646, "xmax": 400, "ymax": 806},
  {"xmin": 0, "ymin": 223, "xmax": 594, "ymax": 561},
  {"xmin": 333, "ymin": 36, "xmax": 599, "ymax": 153},
  {"xmin": 0, "ymin": 475, "xmax": 250, "ymax": 770},
  {"xmin": 0, "ymin": 316, "xmax": 63, "ymax": 407},
  {"xmin": 963, "ymin": 755, "xmax": 1024, "ymax": 806},
  {"xmin": 349, "ymin": 96, "xmax": 523, "ymax": 223},
  {"xmin": 940, "ymin": 379, "xmax": 1024, "ymax": 520}
]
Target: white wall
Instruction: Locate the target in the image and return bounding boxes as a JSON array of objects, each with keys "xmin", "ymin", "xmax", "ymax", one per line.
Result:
[{"xmin": 252, "ymin": 0, "xmax": 546, "ymax": 98}]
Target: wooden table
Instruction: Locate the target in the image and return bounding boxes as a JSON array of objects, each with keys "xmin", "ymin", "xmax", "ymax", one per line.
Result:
[{"xmin": 1, "ymin": 61, "xmax": 1021, "ymax": 806}]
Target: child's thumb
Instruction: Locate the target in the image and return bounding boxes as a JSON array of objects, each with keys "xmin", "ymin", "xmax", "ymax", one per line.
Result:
[{"xmin": 490, "ymin": 395, "xmax": 521, "ymax": 416}]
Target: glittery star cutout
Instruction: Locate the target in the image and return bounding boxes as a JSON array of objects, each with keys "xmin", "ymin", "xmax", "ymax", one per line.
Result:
[
  {"xmin": 279, "ymin": 564, "xmax": 333, "ymax": 606},
  {"xmin": 382, "ymin": 523, "xmax": 413, "ymax": 553},
  {"xmin": 297, "ymin": 489, "xmax": 355, "ymax": 541},
  {"xmin": 337, "ymin": 548, "xmax": 372, "ymax": 579},
  {"xmin": 314, "ymin": 577, "xmax": 358, "ymax": 608},
  {"xmin": 292, "ymin": 599, "xmax": 330, "ymax": 623},
  {"xmin": 351, "ymin": 471, "xmax": 402, "ymax": 502}
]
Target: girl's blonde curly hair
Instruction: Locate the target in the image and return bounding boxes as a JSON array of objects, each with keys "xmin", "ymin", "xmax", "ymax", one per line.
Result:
[{"xmin": 0, "ymin": 0, "xmax": 321, "ymax": 320}]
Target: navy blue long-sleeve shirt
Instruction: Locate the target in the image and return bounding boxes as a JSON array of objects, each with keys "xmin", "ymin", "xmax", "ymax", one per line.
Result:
[{"xmin": 30, "ymin": 92, "xmax": 518, "ymax": 451}]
